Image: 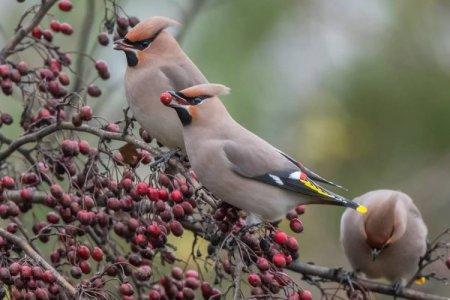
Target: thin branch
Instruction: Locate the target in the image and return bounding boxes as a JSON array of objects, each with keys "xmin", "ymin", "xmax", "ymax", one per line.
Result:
[
  {"xmin": 71, "ymin": 0, "xmax": 96, "ymax": 93},
  {"xmin": 175, "ymin": 0, "xmax": 208, "ymax": 43},
  {"xmin": 288, "ymin": 261, "xmax": 449, "ymax": 300},
  {"xmin": 0, "ymin": 0, "xmax": 58, "ymax": 62},
  {"xmin": 0, "ymin": 228, "xmax": 77, "ymax": 297}
]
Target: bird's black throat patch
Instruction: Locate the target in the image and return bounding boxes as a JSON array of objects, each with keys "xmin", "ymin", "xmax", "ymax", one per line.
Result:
[
  {"xmin": 124, "ymin": 50, "xmax": 138, "ymax": 67},
  {"xmin": 173, "ymin": 107, "xmax": 192, "ymax": 126}
]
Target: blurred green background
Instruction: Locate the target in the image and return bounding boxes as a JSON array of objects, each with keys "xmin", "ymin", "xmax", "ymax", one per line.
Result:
[{"xmin": 1, "ymin": 0, "xmax": 450, "ymax": 298}]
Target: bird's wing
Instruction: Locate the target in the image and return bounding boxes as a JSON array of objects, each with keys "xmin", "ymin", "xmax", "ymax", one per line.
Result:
[
  {"xmin": 160, "ymin": 60, "xmax": 208, "ymax": 91},
  {"xmin": 277, "ymin": 150, "xmax": 347, "ymax": 190},
  {"xmin": 223, "ymin": 142, "xmax": 364, "ymax": 212}
]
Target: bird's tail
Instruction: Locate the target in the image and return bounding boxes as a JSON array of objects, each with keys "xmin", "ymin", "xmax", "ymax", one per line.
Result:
[{"xmin": 320, "ymin": 189, "xmax": 367, "ymax": 214}]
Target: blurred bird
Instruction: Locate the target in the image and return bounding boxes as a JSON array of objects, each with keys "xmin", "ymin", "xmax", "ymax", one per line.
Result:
[
  {"xmin": 159, "ymin": 83, "xmax": 366, "ymax": 222},
  {"xmin": 340, "ymin": 190, "xmax": 428, "ymax": 284},
  {"xmin": 113, "ymin": 16, "xmax": 225, "ymax": 150}
]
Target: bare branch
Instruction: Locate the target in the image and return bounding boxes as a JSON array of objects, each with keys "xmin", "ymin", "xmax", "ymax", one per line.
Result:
[
  {"xmin": 0, "ymin": 228, "xmax": 77, "ymax": 297},
  {"xmin": 0, "ymin": 0, "xmax": 58, "ymax": 62}
]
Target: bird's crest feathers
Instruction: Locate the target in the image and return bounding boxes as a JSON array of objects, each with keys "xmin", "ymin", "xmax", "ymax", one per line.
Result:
[
  {"xmin": 126, "ymin": 16, "xmax": 180, "ymax": 42},
  {"xmin": 179, "ymin": 84, "xmax": 231, "ymax": 99}
]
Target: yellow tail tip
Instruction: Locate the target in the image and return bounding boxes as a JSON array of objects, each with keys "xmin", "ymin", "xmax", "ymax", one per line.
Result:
[
  {"xmin": 415, "ymin": 277, "xmax": 426, "ymax": 285},
  {"xmin": 356, "ymin": 205, "xmax": 368, "ymax": 214}
]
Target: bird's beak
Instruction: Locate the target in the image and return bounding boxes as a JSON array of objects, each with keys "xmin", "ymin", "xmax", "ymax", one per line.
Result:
[
  {"xmin": 113, "ymin": 39, "xmax": 134, "ymax": 51},
  {"xmin": 168, "ymin": 91, "xmax": 190, "ymax": 105}
]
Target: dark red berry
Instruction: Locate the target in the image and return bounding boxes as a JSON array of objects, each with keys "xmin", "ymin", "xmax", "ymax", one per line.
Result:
[
  {"xmin": 58, "ymin": 0, "xmax": 72, "ymax": 12},
  {"xmin": 97, "ymin": 32, "xmax": 109, "ymax": 46},
  {"xmin": 50, "ymin": 20, "xmax": 61, "ymax": 32},
  {"xmin": 91, "ymin": 247, "xmax": 103, "ymax": 261},
  {"xmin": 248, "ymin": 273, "xmax": 262, "ymax": 287},
  {"xmin": 87, "ymin": 84, "xmax": 101, "ymax": 97}
]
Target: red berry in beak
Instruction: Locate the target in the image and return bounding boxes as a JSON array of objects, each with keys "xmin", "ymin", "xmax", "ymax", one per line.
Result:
[{"xmin": 160, "ymin": 92, "xmax": 172, "ymax": 106}]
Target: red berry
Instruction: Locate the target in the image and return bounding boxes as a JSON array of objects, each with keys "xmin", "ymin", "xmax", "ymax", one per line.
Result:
[
  {"xmin": 79, "ymin": 105, "xmax": 93, "ymax": 121},
  {"xmin": 97, "ymin": 32, "xmax": 109, "ymax": 46},
  {"xmin": 9, "ymin": 262, "xmax": 21, "ymax": 276},
  {"xmin": 290, "ymin": 218, "xmax": 304, "ymax": 233},
  {"xmin": 58, "ymin": 0, "xmax": 72, "ymax": 12},
  {"xmin": 42, "ymin": 270, "xmax": 56, "ymax": 283},
  {"xmin": 78, "ymin": 140, "xmax": 90, "ymax": 155},
  {"xmin": 172, "ymin": 204, "xmax": 185, "ymax": 219},
  {"xmin": 0, "ymin": 64, "xmax": 10, "ymax": 78},
  {"xmin": 134, "ymin": 234, "xmax": 147, "ymax": 246},
  {"xmin": 77, "ymin": 245, "xmax": 90, "ymax": 260},
  {"xmin": 61, "ymin": 139, "xmax": 79, "ymax": 156},
  {"xmin": 119, "ymin": 282, "xmax": 134, "ymax": 296},
  {"xmin": 50, "ymin": 20, "xmax": 61, "ymax": 32},
  {"xmin": 136, "ymin": 182, "xmax": 148, "ymax": 195},
  {"xmin": 135, "ymin": 265, "xmax": 152, "ymax": 281},
  {"xmin": 43, "ymin": 29, "xmax": 53, "ymax": 42},
  {"xmin": 79, "ymin": 260, "xmax": 91, "ymax": 274},
  {"xmin": 295, "ymin": 205, "xmax": 306, "ymax": 215},
  {"xmin": 273, "ymin": 230, "xmax": 288, "ymax": 245},
  {"xmin": 158, "ymin": 189, "xmax": 168, "ymax": 201},
  {"xmin": 272, "ymin": 253, "xmax": 286, "ymax": 268},
  {"xmin": 87, "ymin": 84, "xmax": 101, "ymax": 97},
  {"xmin": 107, "ymin": 197, "xmax": 121, "ymax": 211},
  {"xmin": 170, "ymin": 189, "xmax": 183, "ymax": 203},
  {"xmin": 286, "ymin": 237, "xmax": 299, "ymax": 251},
  {"xmin": 446, "ymin": 257, "xmax": 450, "ymax": 270},
  {"xmin": 299, "ymin": 290, "xmax": 313, "ymax": 300},
  {"xmin": 58, "ymin": 72, "xmax": 70, "ymax": 85},
  {"xmin": 147, "ymin": 224, "xmax": 161, "ymax": 237},
  {"xmin": 128, "ymin": 16, "xmax": 140, "ymax": 27},
  {"xmin": 256, "ymin": 257, "xmax": 269, "ymax": 271},
  {"xmin": 60, "ymin": 22, "xmax": 73, "ymax": 35},
  {"xmin": 20, "ymin": 188, "xmax": 33, "ymax": 202},
  {"xmin": 46, "ymin": 212, "xmax": 60, "ymax": 224},
  {"xmin": 91, "ymin": 247, "xmax": 104, "ymax": 261},
  {"xmin": 20, "ymin": 265, "xmax": 32, "ymax": 278},
  {"xmin": 170, "ymin": 220, "xmax": 183, "ymax": 237},
  {"xmin": 247, "ymin": 273, "xmax": 261, "ymax": 287},
  {"xmin": 105, "ymin": 122, "xmax": 120, "ymax": 133},
  {"xmin": 116, "ymin": 17, "xmax": 129, "ymax": 29},
  {"xmin": 32, "ymin": 26, "xmax": 42, "ymax": 39},
  {"xmin": 17, "ymin": 61, "xmax": 28, "ymax": 75},
  {"xmin": 160, "ymin": 92, "xmax": 172, "ymax": 105},
  {"xmin": 2, "ymin": 176, "xmax": 15, "ymax": 189}
]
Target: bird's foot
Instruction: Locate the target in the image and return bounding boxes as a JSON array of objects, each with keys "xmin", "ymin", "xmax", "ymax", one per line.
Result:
[
  {"xmin": 392, "ymin": 280, "xmax": 405, "ymax": 297},
  {"xmin": 152, "ymin": 148, "xmax": 180, "ymax": 167}
]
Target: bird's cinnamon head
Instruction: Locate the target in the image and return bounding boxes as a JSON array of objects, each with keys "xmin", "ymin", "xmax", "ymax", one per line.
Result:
[
  {"xmin": 362, "ymin": 193, "xmax": 408, "ymax": 260},
  {"xmin": 160, "ymin": 83, "xmax": 230, "ymax": 126},
  {"xmin": 114, "ymin": 16, "xmax": 180, "ymax": 67}
]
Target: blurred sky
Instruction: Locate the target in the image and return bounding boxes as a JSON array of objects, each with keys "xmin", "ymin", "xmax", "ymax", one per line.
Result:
[{"xmin": 1, "ymin": 0, "xmax": 450, "ymax": 297}]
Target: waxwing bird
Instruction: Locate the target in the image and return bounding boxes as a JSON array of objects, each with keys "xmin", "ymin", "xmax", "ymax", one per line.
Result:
[
  {"xmin": 114, "ymin": 16, "xmax": 226, "ymax": 150},
  {"xmin": 340, "ymin": 190, "xmax": 428, "ymax": 283},
  {"xmin": 158, "ymin": 84, "xmax": 367, "ymax": 222}
]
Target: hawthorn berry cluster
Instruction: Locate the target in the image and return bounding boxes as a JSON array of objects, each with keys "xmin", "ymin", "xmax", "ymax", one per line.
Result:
[{"xmin": 0, "ymin": 1, "xmax": 316, "ymax": 299}]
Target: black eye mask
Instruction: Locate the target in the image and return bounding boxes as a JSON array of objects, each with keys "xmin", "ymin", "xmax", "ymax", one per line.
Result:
[
  {"xmin": 123, "ymin": 37, "xmax": 154, "ymax": 51},
  {"xmin": 175, "ymin": 92, "xmax": 210, "ymax": 105}
]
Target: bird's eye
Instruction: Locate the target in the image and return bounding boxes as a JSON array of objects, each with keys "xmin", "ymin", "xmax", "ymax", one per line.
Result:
[{"xmin": 140, "ymin": 40, "xmax": 150, "ymax": 48}]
